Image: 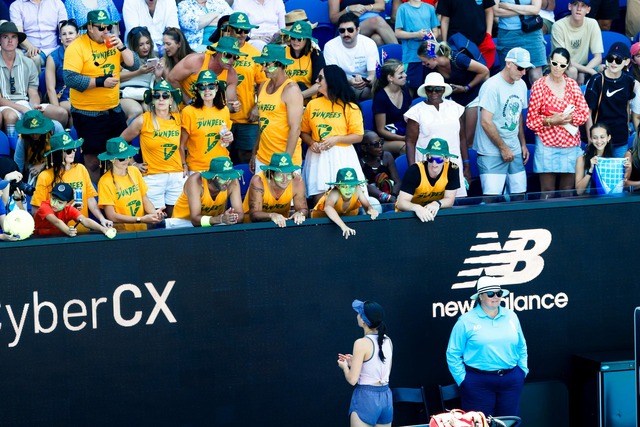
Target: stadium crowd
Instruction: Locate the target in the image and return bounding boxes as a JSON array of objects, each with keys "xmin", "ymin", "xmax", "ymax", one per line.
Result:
[{"xmin": 0, "ymin": 0, "xmax": 638, "ymax": 238}]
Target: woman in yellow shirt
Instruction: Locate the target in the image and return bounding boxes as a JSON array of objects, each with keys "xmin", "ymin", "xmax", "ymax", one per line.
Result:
[
  {"xmin": 97, "ymin": 137, "xmax": 166, "ymax": 231},
  {"xmin": 180, "ymin": 70, "xmax": 234, "ymax": 174},
  {"xmin": 282, "ymin": 20, "xmax": 325, "ymax": 103}
]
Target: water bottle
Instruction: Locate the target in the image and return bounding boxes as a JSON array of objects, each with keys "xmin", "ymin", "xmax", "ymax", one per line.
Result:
[
  {"xmin": 74, "ymin": 187, "xmax": 83, "ymax": 208},
  {"xmin": 219, "ymin": 123, "xmax": 230, "ymax": 148}
]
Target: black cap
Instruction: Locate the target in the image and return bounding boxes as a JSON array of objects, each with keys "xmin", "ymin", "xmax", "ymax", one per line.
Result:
[
  {"xmin": 607, "ymin": 42, "xmax": 631, "ymax": 59},
  {"xmin": 51, "ymin": 182, "xmax": 74, "ymax": 202}
]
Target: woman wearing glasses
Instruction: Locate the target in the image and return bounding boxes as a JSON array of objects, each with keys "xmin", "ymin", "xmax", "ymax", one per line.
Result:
[
  {"xmin": 526, "ymin": 47, "xmax": 589, "ymax": 194},
  {"xmin": 32, "ymin": 131, "xmax": 112, "ymax": 232},
  {"xmin": 45, "ymin": 19, "xmax": 79, "ymax": 127},
  {"xmin": 404, "ymin": 72, "xmax": 470, "ymax": 196},
  {"xmin": 120, "ymin": 80, "xmax": 184, "ymax": 217},
  {"xmin": 359, "ymin": 130, "xmax": 401, "ymax": 205},
  {"xmin": 282, "ymin": 20, "xmax": 325, "ymax": 103},
  {"xmin": 301, "ymin": 65, "xmax": 366, "ymax": 204},
  {"xmin": 180, "ymin": 70, "xmax": 234, "ymax": 175},
  {"xmin": 395, "ymin": 138, "xmax": 459, "ymax": 222},
  {"xmin": 97, "ymin": 137, "xmax": 165, "ymax": 231},
  {"xmin": 446, "ymin": 276, "xmax": 528, "ymax": 417}
]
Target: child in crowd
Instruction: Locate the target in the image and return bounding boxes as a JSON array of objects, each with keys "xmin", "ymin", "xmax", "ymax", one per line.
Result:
[
  {"xmin": 311, "ymin": 167, "xmax": 378, "ymax": 239},
  {"xmin": 359, "ymin": 130, "xmax": 402, "ymax": 205},
  {"xmin": 34, "ymin": 182, "xmax": 116, "ymax": 238}
]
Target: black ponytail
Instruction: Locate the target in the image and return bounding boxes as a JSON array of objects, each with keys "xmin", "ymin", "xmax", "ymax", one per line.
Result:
[{"xmin": 363, "ymin": 301, "xmax": 387, "ymax": 363}]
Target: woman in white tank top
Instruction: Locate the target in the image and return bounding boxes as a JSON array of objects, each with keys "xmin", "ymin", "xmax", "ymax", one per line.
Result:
[{"xmin": 337, "ymin": 299, "xmax": 393, "ymax": 427}]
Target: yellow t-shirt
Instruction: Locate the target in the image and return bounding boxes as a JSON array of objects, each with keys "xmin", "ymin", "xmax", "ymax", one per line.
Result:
[
  {"xmin": 311, "ymin": 190, "xmax": 361, "ymax": 218},
  {"xmin": 231, "ymin": 42, "xmax": 266, "ymax": 125},
  {"xmin": 32, "ymin": 164, "xmax": 98, "ymax": 232},
  {"xmin": 172, "ymin": 176, "xmax": 228, "ymax": 220},
  {"xmin": 285, "ymin": 48, "xmax": 313, "ymax": 92},
  {"xmin": 64, "ymin": 33, "xmax": 121, "ymax": 111},
  {"xmin": 256, "ymin": 78, "xmax": 301, "ymax": 165},
  {"xmin": 301, "ymin": 97, "xmax": 364, "ymax": 147},
  {"xmin": 242, "ymin": 172, "xmax": 292, "ymax": 222},
  {"xmin": 140, "ymin": 111, "xmax": 183, "ymax": 175},
  {"xmin": 181, "ymin": 104, "xmax": 231, "ymax": 172},
  {"xmin": 97, "ymin": 166, "xmax": 149, "ymax": 231}
]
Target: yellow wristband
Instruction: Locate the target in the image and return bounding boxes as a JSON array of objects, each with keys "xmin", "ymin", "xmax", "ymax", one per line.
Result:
[{"xmin": 200, "ymin": 215, "xmax": 212, "ymax": 227}]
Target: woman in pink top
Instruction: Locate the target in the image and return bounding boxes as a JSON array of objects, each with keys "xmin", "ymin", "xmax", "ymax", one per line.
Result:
[{"xmin": 338, "ymin": 299, "xmax": 393, "ymax": 427}]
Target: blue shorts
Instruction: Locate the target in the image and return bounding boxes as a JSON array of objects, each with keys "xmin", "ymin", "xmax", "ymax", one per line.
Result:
[
  {"xmin": 349, "ymin": 384, "xmax": 393, "ymax": 426},
  {"xmin": 231, "ymin": 123, "xmax": 258, "ymax": 151},
  {"xmin": 477, "ymin": 153, "xmax": 527, "ymax": 195}
]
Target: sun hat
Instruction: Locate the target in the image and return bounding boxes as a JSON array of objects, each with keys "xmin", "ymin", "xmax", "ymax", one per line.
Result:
[
  {"xmin": 201, "ymin": 157, "xmax": 244, "ymax": 180},
  {"xmin": 50, "ymin": 182, "xmax": 74, "ymax": 202},
  {"xmin": 505, "ymin": 47, "xmax": 534, "ymax": 69},
  {"xmin": 327, "ymin": 167, "xmax": 367, "ymax": 186},
  {"xmin": 228, "ymin": 12, "xmax": 259, "ymax": 30},
  {"xmin": 352, "ymin": 299, "xmax": 372, "ymax": 326},
  {"xmin": 260, "ymin": 152, "xmax": 301, "ymax": 174},
  {"xmin": 470, "ymin": 276, "xmax": 511, "ymax": 300},
  {"xmin": 281, "ymin": 20, "xmax": 318, "ymax": 45},
  {"xmin": 416, "ymin": 138, "xmax": 459, "ymax": 159},
  {"xmin": 284, "ymin": 9, "xmax": 318, "ymax": 30},
  {"xmin": 417, "ymin": 72, "xmax": 453, "ymax": 98},
  {"xmin": 97, "ymin": 137, "xmax": 139, "ymax": 161},
  {"xmin": 0, "ymin": 21, "xmax": 26, "ymax": 44},
  {"xmin": 253, "ymin": 44, "xmax": 294, "ymax": 65},
  {"xmin": 83, "ymin": 10, "xmax": 116, "ymax": 29},
  {"xmin": 143, "ymin": 79, "xmax": 181, "ymax": 104},
  {"xmin": 44, "ymin": 131, "xmax": 84, "ymax": 156},
  {"xmin": 15, "ymin": 110, "xmax": 55, "ymax": 135},
  {"xmin": 207, "ymin": 36, "xmax": 248, "ymax": 57},
  {"xmin": 607, "ymin": 41, "xmax": 631, "ymax": 59},
  {"xmin": 193, "ymin": 70, "xmax": 228, "ymax": 93}
]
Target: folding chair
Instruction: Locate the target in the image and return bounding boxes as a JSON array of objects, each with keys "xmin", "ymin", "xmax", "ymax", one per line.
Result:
[
  {"xmin": 392, "ymin": 386, "xmax": 430, "ymax": 426},
  {"xmin": 490, "ymin": 415, "xmax": 522, "ymax": 427},
  {"xmin": 438, "ymin": 382, "xmax": 461, "ymax": 411}
]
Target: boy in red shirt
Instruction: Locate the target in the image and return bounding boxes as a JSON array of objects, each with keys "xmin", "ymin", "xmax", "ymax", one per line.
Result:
[{"xmin": 34, "ymin": 183, "xmax": 116, "ymax": 238}]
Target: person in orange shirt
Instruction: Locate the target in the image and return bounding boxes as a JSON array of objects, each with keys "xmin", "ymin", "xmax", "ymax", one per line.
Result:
[
  {"xmin": 251, "ymin": 44, "xmax": 304, "ymax": 173},
  {"xmin": 395, "ymin": 138, "xmax": 460, "ymax": 222}
]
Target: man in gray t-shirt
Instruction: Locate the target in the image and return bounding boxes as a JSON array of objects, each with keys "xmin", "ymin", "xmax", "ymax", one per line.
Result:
[{"xmin": 473, "ymin": 47, "xmax": 530, "ymax": 196}]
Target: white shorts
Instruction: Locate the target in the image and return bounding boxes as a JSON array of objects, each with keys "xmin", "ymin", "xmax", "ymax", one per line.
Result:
[
  {"xmin": 477, "ymin": 153, "xmax": 527, "ymax": 195},
  {"xmin": 143, "ymin": 172, "xmax": 186, "ymax": 207},
  {"xmin": 0, "ymin": 101, "xmax": 53, "ymax": 119}
]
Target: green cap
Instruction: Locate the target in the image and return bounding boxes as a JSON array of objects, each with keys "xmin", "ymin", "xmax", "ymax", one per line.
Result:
[
  {"xmin": 201, "ymin": 157, "xmax": 244, "ymax": 180},
  {"xmin": 416, "ymin": 138, "xmax": 459, "ymax": 159},
  {"xmin": 260, "ymin": 152, "xmax": 301, "ymax": 174},
  {"xmin": 44, "ymin": 131, "xmax": 84, "ymax": 156},
  {"xmin": 97, "ymin": 137, "xmax": 139, "ymax": 161},
  {"xmin": 84, "ymin": 10, "xmax": 117, "ymax": 28}
]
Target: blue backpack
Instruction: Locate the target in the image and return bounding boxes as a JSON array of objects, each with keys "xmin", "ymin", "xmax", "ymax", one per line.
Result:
[{"xmin": 447, "ymin": 33, "xmax": 486, "ymax": 67}]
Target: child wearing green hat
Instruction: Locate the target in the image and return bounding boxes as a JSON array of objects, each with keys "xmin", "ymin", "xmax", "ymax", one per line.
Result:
[
  {"xmin": 14, "ymin": 110, "xmax": 55, "ymax": 184},
  {"xmin": 311, "ymin": 167, "xmax": 378, "ymax": 239}
]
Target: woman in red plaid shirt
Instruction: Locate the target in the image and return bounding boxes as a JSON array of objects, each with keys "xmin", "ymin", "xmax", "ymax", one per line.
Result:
[{"xmin": 526, "ymin": 47, "xmax": 589, "ymax": 193}]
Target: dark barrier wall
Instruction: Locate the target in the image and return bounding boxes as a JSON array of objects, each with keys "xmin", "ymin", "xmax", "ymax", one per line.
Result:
[{"xmin": 2, "ymin": 195, "xmax": 639, "ymax": 426}]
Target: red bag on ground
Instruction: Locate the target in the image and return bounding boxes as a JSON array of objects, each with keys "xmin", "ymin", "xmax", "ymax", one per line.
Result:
[{"xmin": 430, "ymin": 409, "xmax": 489, "ymax": 427}]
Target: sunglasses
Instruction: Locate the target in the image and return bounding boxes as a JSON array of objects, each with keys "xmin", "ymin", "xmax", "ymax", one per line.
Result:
[
  {"xmin": 338, "ymin": 27, "xmax": 356, "ymax": 34},
  {"xmin": 231, "ymin": 26, "xmax": 249, "ymax": 35},
  {"xmin": 365, "ymin": 139, "xmax": 384, "ymax": 148},
  {"xmin": 64, "ymin": 148, "xmax": 77, "ymax": 154},
  {"xmin": 427, "ymin": 156, "xmax": 445, "ymax": 164},
  {"xmin": 222, "ymin": 52, "xmax": 238, "ymax": 60},
  {"xmin": 59, "ymin": 18, "xmax": 77, "ymax": 28},
  {"xmin": 9, "ymin": 76, "xmax": 15, "ymax": 94},
  {"xmin": 550, "ymin": 60, "xmax": 568, "ymax": 69},
  {"xmin": 116, "ymin": 157, "xmax": 132, "ymax": 162},
  {"xmin": 484, "ymin": 290, "xmax": 504, "ymax": 298},
  {"xmin": 152, "ymin": 92, "xmax": 171, "ymax": 100},
  {"xmin": 605, "ymin": 55, "xmax": 625, "ymax": 64},
  {"xmin": 197, "ymin": 83, "xmax": 217, "ymax": 91},
  {"xmin": 291, "ymin": 37, "xmax": 303, "ymax": 42},
  {"xmin": 94, "ymin": 24, "xmax": 113, "ymax": 32},
  {"xmin": 425, "ymin": 86, "xmax": 445, "ymax": 93},
  {"xmin": 515, "ymin": 64, "xmax": 526, "ymax": 71}
]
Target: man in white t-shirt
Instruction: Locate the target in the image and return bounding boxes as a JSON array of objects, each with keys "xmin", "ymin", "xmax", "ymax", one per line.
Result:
[
  {"xmin": 551, "ymin": 0, "xmax": 603, "ymax": 84},
  {"xmin": 323, "ymin": 12, "xmax": 377, "ymax": 100}
]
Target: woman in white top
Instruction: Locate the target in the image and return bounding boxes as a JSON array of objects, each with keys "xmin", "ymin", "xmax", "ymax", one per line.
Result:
[{"xmin": 338, "ymin": 299, "xmax": 393, "ymax": 427}]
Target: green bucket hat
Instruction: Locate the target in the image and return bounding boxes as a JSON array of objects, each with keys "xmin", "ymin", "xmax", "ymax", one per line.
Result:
[
  {"xmin": 228, "ymin": 12, "xmax": 259, "ymax": 30},
  {"xmin": 201, "ymin": 157, "xmax": 244, "ymax": 180},
  {"xmin": 327, "ymin": 168, "xmax": 366, "ymax": 186},
  {"xmin": 253, "ymin": 44, "xmax": 294, "ymax": 65},
  {"xmin": 207, "ymin": 36, "xmax": 248, "ymax": 57},
  {"xmin": 83, "ymin": 10, "xmax": 117, "ymax": 29},
  {"xmin": 44, "ymin": 131, "xmax": 84, "ymax": 156},
  {"xmin": 143, "ymin": 79, "xmax": 182, "ymax": 104},
  {"xmin": 260, "ymin": 152, "xmax": 301, "ymax": 174},
  {"xmin": 194, "ymin": 70, "xmax": 228, "ymax": 92},
  {"xmin": 97, "ymin": 137, "xmax": 140, "ymax": 161},
  {"xmin": 15, "ymin": 110, "xmax": 55, "ymax": 135},
  {"xmin": 281, "ymin": 21, "xmax": 318, "ymax": 45},
  {"xmin": 416, "ymin": 138, "xmax": 459, "ymax": 159}
]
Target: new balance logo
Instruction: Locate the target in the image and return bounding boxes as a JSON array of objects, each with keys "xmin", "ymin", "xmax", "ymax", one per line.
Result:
[{"xmin": 452, "ymin": 228, "xmax": 552, "ymax": 290}]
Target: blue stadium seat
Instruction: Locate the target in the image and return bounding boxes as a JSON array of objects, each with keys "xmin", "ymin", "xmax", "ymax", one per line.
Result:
[
  {"xmin": 521, "ymin": 109, "xmax": 536, "ymax": 145},
  {"xmin": 0, "ymin": 131, "xmax": 10, "ymax": 157},
  {"xmin": 543, "ymin": 33, "xmax": 551, "ymax": 58},
  {"xmin": 359, "ymin": 99, "xmax": 374, "ymax": 131},
  {"xmin": 467, "ymin": 147, "xmax": 479, "ymax": 178},
  {"xmin": 234, "ymin": 163, "xmax": 254, "ymax": 198},
  {"xmin": 411, "ymin": 97, "xmax": 426, "ymax": 106},
  {"xmin": 285, "ymin": 0, "xmax": 331, "ymax": 25},
  {"xmin": 525, "ymin": 143, "xmax": 535, "ymax": 175},
  {"xmin": 378, "ymin": 43, "xmax": 402, "ymax": 63},
  {"xmin": 395, "ymin": 154, "xmax": 408, "ymax": 180},
  {"xmin": 589, "ymin": 31, "xmax": 631, "ymax": 62},
  {"xmin": 312, "ymin": 23, "xmax": 336, "ymax": 50}
]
